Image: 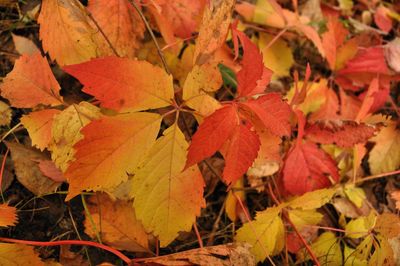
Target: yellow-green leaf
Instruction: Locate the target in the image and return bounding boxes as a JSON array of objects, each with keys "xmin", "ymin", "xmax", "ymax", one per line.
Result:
[
  {"xmin": 235, "ymin": 206, "xmax": 284, "ymax": 262},
  {"xmin": 131, "ymin": 123, "xmax": 205, "ymax": 247},
  {"xmin": 288, "ymin": 209, "xmax": 323, "ymax": 229},
  {"xmin": 288, "ymin": 188, "xmax": 336, "ymax": 210},
  {"xmin": 345, "ymin": 212, "xmax": 376, "ymax": 239}
]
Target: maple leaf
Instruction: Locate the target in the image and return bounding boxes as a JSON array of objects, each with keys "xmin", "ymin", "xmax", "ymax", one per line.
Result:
[
  {"xmin": 84, "ymin": 193, "xmax": 149, "ymax": 252},
  {"xmin": 239, "ymin": 93, "xmax": 292, "ymax": 137},
  {"xmin": 322, "ymin": 16, "xmax": 348, "ymax": 70},
  {"xmin": 131, "ymin": 123, "xmax": 205, "ymax": 247},
  {"xmin": 63, "ymin": 57, "xmax": 174, "ymax": 112},
  {"xmin": 186, "ymin": 104, "xmax": 239, "ymax": 168},
  {"xmin": 305, "ymin": 121, "xmax": 376, "ymax": 148},
  {"xmin": 38, "ymin": 0, "xmax": 112, "ymax": 65},
  {"xmin": 0, "ymin": 243, "xmax": 44, "ymax": 265},
  {"xmin": 0, "ymin": 204, "xmax": 17, "ymax": 227},
  {"xmin": 20, "ymin": 109, "xmax": 61, "ymax": 151},
  {"xmin": 65, "ymin": 112, "xmax": 161, "ymax": 200},
  {"xmin": 368, "ymin": 122, "xmax": 400, "ymax": 175},
  {"xmin": 0, "ymin": 52, "xmax": 63, "ymax": 108},
  {"xmin": 49, "ymin": 102, "xmax": 101, "ymax": 172},
  {"xmin": 232, "ymin": 28, "xmax": 272, "ymax": 97},
  {"xmin": 221, "ymin": 122, "xmax": 261, "ymax": 184},
  {"xmin": 235, "ymin": 206, "xmax": 285, "ymax": 262},
  {"xmin": 87, "ymin": 0, "xmax": 145, "ymax": 58},
  {"xmin": 193, "ymin": 0, "xmax": 236, "ymax": 65}
]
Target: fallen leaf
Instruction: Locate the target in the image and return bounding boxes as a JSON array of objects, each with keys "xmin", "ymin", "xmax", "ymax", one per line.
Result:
[
  {"xmin": 193, "ymin": 0, "xmax": 236, "ymax": 65},
  {"xmin": 38, "ymin": 0, "xmax": 112, "ymax": 65},
  {"xmin": 384, "ymin": 37, "xmax": 400, "ymax": 73},
  {"xmin": 0, "ymin": 52, "xmax": 63, "ymax": 108},
  {"xmin": 11, "ymin": 33, "xmax": 39, "ymax": 55},
  {"xmin": 368, "ymin": 122, "xmax": 400, "ymax": 175},
  {"xmin": 6, "ymin": 141, "xmax": 61, "ymax": 195},
  {"xmin": 21, "ymin": 109, "xmax": 61, "ymax": 151},
  {"xmin": 84, "ymin": 193, "xmax": 149, "ymax": 252},
  {"xmin": 322, "ymin": 16, "xmax": 348, "ymax": 70},
  {"xmin": 63, "ymin": 57, "xmax": 174, "ymax": 112},
  {"xmin": 374, "ymin": 5, "xmax": 392, "ymax": 33},
  {"xmin": 49, "ymin": 102, "xmax": 101, "ymax": 172},
  {"xmin": 137, "ymin": 243, "xmax": 255, "ymax": 266},
  {"xmin": 0, "ymin": 243, "xmax": 44, "ymax": 265},
  {"xmin": 131, "ymin": 123, "xmax": 205, "ymax": 247},
  {"xmin": 225, "ymin": 178, "xmax": 245, "ymax": 222},
  {"xmin": 87, "ymin": 0, "xmax": 144, "ymax": 58},
  {"xmin": 0, "ymin": 101, "xmax": 12, "ymax": 126},
  {"xmin": 36, "ymin": 160, "xmax": 65, "ymax": 183},
  {"xmin": 288, "ymin": 188, "xmax": 336, "ymax": 210},
  {"xmin": 0, "ymin": 204, "xmax": 17, "ymax": 227},
  {"xmin": 65, "ymin": 112, "xmax": 161, "ymax": 200},
  {"xmin": 235, "ymin": 206, "xmax": 284, "ymax": 262}
]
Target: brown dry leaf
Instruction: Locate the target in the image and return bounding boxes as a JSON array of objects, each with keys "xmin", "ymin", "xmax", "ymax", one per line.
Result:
[
  {"xmin": 0, "ymin": 243, "xmax": 44, "ymax": 265},
  {"xmin": 38, "ymin": 0, "xmax": 112, "ymax": 65},
  {"xmin": 6, "ymin": 141, "xmax": 61, "ymax": 195},
  {"xmin": 0, "ymin": 101, "xmax": 12, "ymax": 127},
  {"xmin": 332, "ymin": 197, "xmax": 371, "ymax": 218},
  {"xmin": 84, "ymin": 193, "xmax": 150, "ymax": 253},
  {"xmin": 87, "ymin": 0, "xmax": 144, "ymax": 58},
  {"xmin": 59, "ymin": 245, "xmax": 89, "ymax": 266},
  {"xmin": 193, "ymin": 0, "xmax": 236, "ymax": 65},
  {"xmin": 137, "ymin": 243, "xmax": 255, "ymax": 266},
  {"xmin": 0, "ymin": 204, "xmax": 18, "ymax": 227},
  {"xmin": 11, "ymin": 33, "xmax": 40, "ymax": 55}
]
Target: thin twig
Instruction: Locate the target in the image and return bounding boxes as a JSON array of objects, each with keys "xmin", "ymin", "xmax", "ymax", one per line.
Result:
[
  {"xmin": 355, "ymin": 169, "xmax": 400, "ymax": 184},
  {"xmin": 128, "ymin": 0, "xmax": 171, "ymax": 75},
  {"xmin": 193, "ymin": 223, "xmax": 204, "ymax": 248}
]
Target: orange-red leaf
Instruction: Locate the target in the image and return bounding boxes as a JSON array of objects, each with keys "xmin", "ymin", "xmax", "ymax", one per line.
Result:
[
  {"xmin": 64, "ymin": 57, "xmax": 174, "ymax": 112},
  {"xmin": 232, "ymin": 29, "xmax": 272, "ymax": 97},
  {"xmin": 283, "ymin": 142, "xmax": 339, "ymax": 195},
  {"xmin": 222, "ymin": 123, "xmax": 260, "ymax": 184},
  {"xmin": 240, "ymin": 93, "xmax": 291, "ymax": 137},
  {"xmin": 87, "ymin": 0, "xmax": 145, "ymax": 58},
  {"xmin": 36, "ymin": 159, "xmax": 65, "ymax": 183},
  {"xmin": 322, "ymin": 17, "xmax": 348, "ymax": 70},
  {"xmin": 374, "ymin": 6, "xmax": 392, "ymax": 33},
  {"xmin": 65, "ymin": 112, "xmax": 161, "ymax": 200},
  {"xmin": 305, "ymin": 121, "xmax": 376, "ymax": 148},
  {"xmin": 186, "ymin": 105, "xmax": 238, "ymax": 168},
  {"xmin": 21, "ymin": 109, "xmax": 61, "ymax": 151},
  {"xmin": 0, "ymin": 204, "xmax": 17, "ymax": 227},
  {"xmin": 0, "ymin": 53, "xmax": 63, "ymax": 108}
]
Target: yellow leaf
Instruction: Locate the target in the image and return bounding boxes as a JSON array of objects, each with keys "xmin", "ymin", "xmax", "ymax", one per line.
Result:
[
  {"xmin": 235, "ymin": 206, "xmax": 285, "ymax": 262},
  {"xmin": 0, "ymin": 243, "xmax": 44, "ymax": 265},
  {"xmin": 131, "ymin": 123, "xmax": 205, "ymax": 247},
  {"xmin": 252, "ymin": 0, "xmax": 285, "ymax": 28},
  {"xmin": 225, "ymin": 178, "xmax": 245, "ymax": 222},
  {"xmin": 298, "ymin": 232, "xmax": 342, "ymax": 266},
  {"xmin": 65, "ymin": 112, "xmax": 161, "ymax": 200},
  {"xmin": 0, "ymin": 101, "xmax": 12, "ymax": 127},
  {"xmin": 344, "ymin": 184, "xmax": 366, "ymax": 208},
  {"xmin": 369, "ymin": 235, "xmax": 395, "ymax": 266},
  {"xmin": 288, "ymin": 209, "xmax": 323, "ymax": 229},
  {"xmin": 84, "ymin": 193, "xmax": 149, "ymax": 253},
  {"xmin": 258, "ymin": 33, "xmax": 294, "ymax": 78},
  {"xmin": 288, "ymin": 188, "xmax": 336, "ymax": 210},
  {"xmin": 49, "ymin": 102, "xmax": 101, "ymax": 172},
  {"xmin": 345, "ymin": 212, "xmax": 376, "ymax": 239},
  {"xmin": 344, "ymin": 245, "xmax": 368, "ymax": 266},
  {"xmin": 38, "ymin": 0, "xmax": 112, "ymax": 65},
  {"xmin": 368, "ymin": 122, "xmax": 400, "ymax": 175},
  {"xmin": 193, "ymin": 0, "xmax": 236, "ymax": 65},
  {"xmin": 0, "ymin": 204, "xmax": 17, "ymax": 227},
  {"xmin": 183, "ymin": 63, "xmax": 222, "ymax": 117},
  {"xmin": 21, "ymin": 109, "xmax": 61, "ymax": 151}
]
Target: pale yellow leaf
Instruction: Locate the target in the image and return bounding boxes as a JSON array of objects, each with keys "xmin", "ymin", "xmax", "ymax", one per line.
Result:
[
  {"xmin": 49, "ymin": 102, "xmax": 101, "ymax": 172},
  {"xmin": 288, "ymin": 209, "xmax": 323, "ymax": 230},
  {"xmin": 288, "ymin": 188, "xmax": 336, "ymax": 210},
  {"xmin": 131, "ymin": 123, "xmax": 205, "ymax": 247}
]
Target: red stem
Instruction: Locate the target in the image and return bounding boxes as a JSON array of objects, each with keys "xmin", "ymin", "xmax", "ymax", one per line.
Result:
[{"xmin": 0, "ymin": 237, "xmax": 131, "ymax": 265}]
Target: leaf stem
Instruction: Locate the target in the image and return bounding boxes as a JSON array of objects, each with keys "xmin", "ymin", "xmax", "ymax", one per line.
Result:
[
  {"xmin": 128, "ymin": 0, "xmax": 171, "ymax": 75},
  {"xmin": 0, "ymin": 237, "xmax": 131, "ymax": 264},
  {"xmin": 355, "ymin": 169, "xmax": 400, "ymax": 184}
]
